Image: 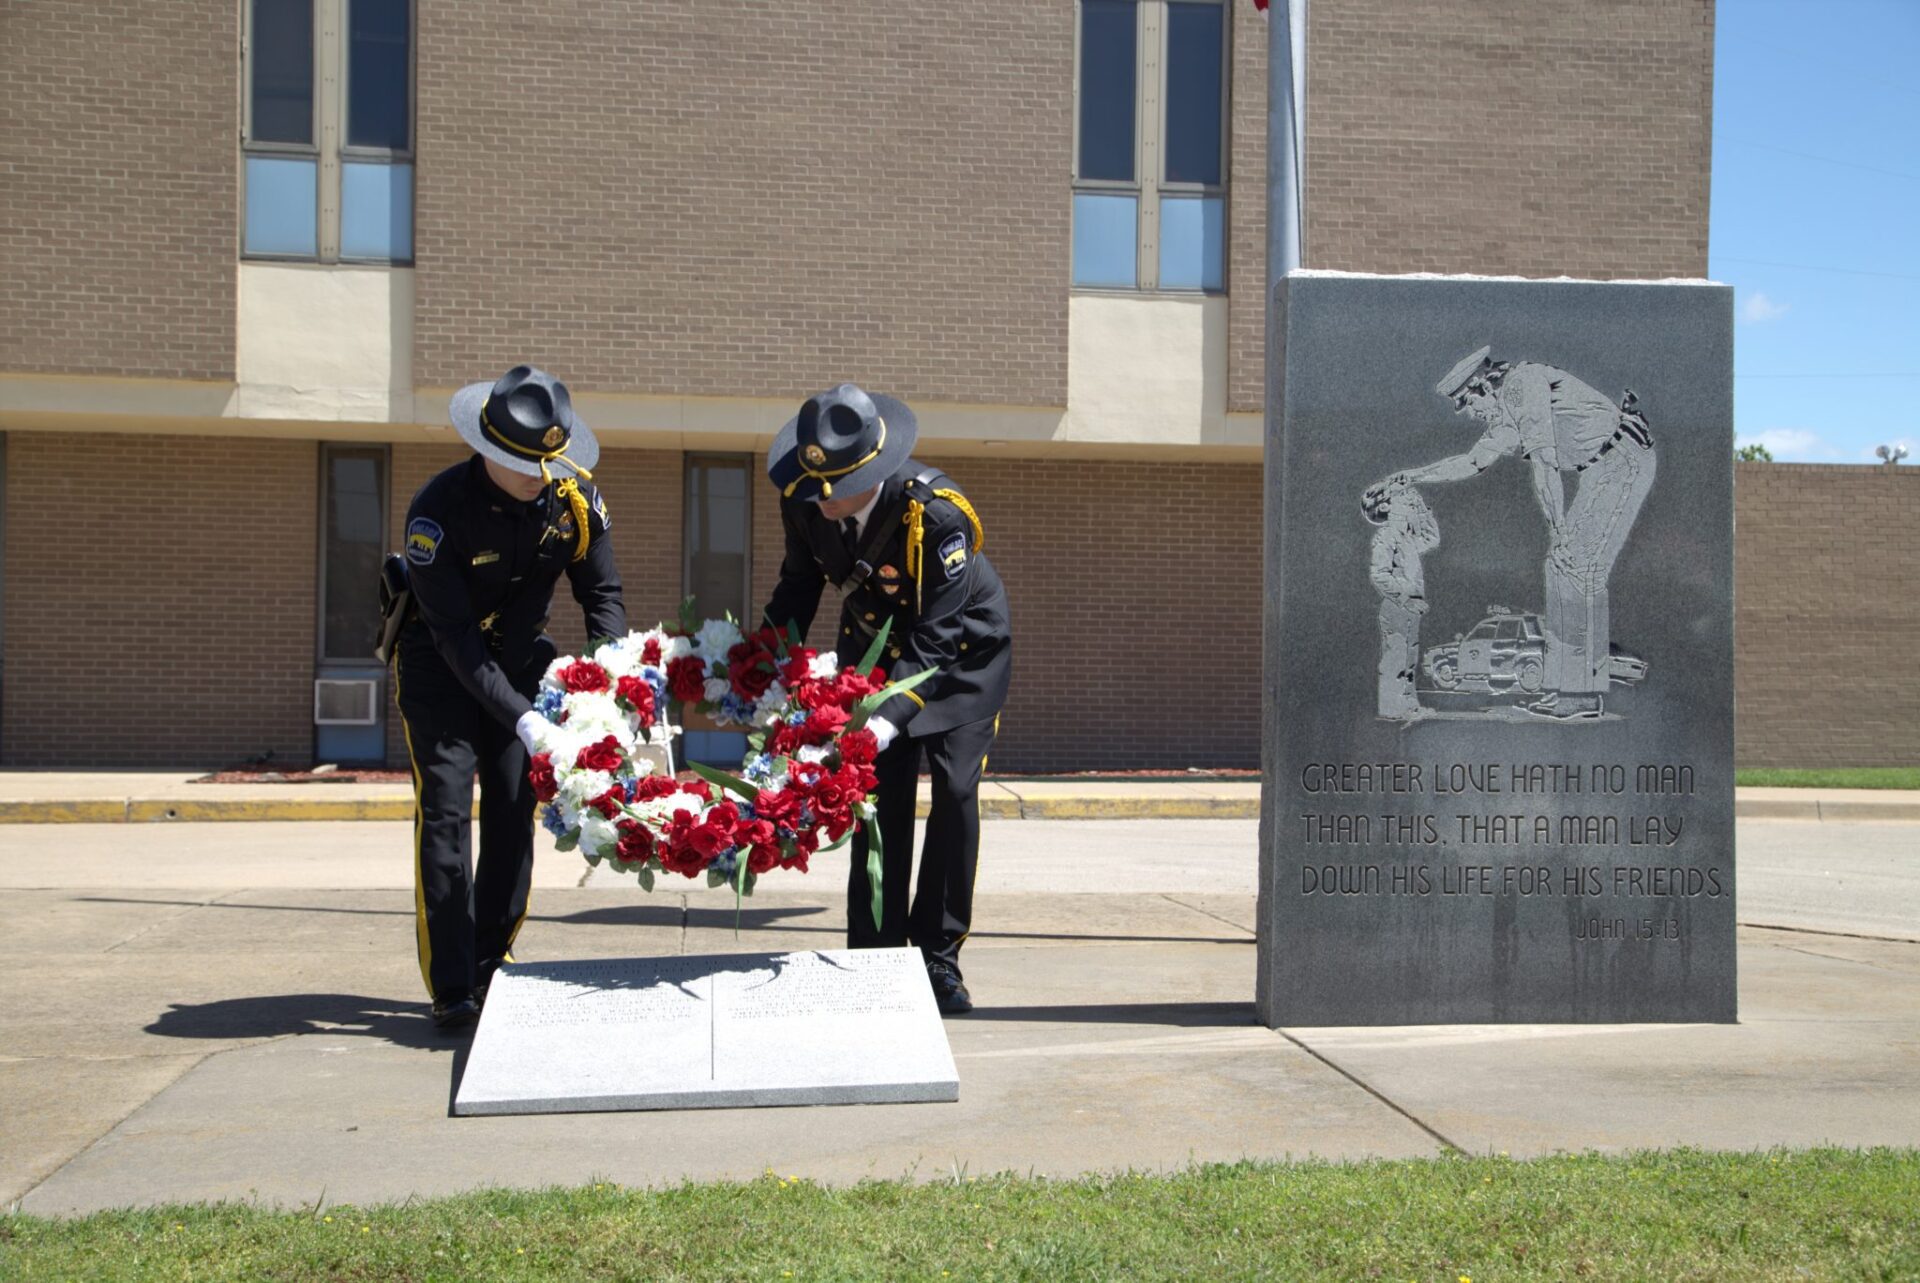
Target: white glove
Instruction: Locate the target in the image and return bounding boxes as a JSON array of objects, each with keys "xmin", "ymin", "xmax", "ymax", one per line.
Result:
[
  {"xmin": 867, "ymin": 715, "xmax": 899, "ymax": 752},
  {"xmin": 515, "ymin": 710, "xmax": 554, "ymax": 754}
]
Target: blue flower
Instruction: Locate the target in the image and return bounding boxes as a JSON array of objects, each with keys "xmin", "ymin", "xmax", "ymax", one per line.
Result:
[
  {"xmin": 535, "ymin": 688, "xmax": 565, "ymax": 718},
  {"xmin": 540, "ymin": 804, "xmax": 570, "ymax": 837}
]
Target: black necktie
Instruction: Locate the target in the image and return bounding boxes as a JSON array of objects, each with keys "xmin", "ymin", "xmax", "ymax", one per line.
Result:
[{"xmin": 840, "ymin": 516, "xmax": 861, "ymax": 555}]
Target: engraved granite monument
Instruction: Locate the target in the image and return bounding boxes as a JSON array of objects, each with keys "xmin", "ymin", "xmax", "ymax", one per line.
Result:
[
  {"xmin": 1257, "ymin": 272, "xmax": 1735, "ymax": 1026},
  {"xmin": 454, "ymin": 947, "xmax": 959, "ymax": 1115}
]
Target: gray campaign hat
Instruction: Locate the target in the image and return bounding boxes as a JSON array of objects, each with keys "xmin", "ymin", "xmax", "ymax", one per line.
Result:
[
  {"xmin": 1434, "ymin": 346, "xmax": 1494, "ymax": 398},
  {"xmin": 449, "ymin": 365, "xmax": 599, "ymax": 479},
  {"xmin": 768, "ymin": 383, "xmax": 918, "ymax": 501}
]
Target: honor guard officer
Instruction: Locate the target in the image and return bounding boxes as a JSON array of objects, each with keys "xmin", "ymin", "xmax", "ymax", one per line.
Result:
[
  {"xmin": 763, "ymin": 383, "xmax": 1012, "ymax": 1015},
  {"xmin": 392, "ymin": 365, "xmax": 626, "ymax": 1029}
]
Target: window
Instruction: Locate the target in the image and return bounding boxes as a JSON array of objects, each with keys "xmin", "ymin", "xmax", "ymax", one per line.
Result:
[
  {"xmin": 681, "ymin": 456, "xmax": 754, "ymax": 766},
  {"xmin": 1073, "ymin": 0, "xmax": 1228, "ymax": 292},
  {"xmin": 244, "ymin": 0, "xmax": 413, "ymax": 262},
  {"xmin": 314, "ymin": 444, "xmax": 389, "ymax": 764}
]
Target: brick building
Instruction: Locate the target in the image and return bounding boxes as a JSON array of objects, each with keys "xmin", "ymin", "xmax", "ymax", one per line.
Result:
[{"xmin": 3, "ymin": 0, "xmax": 1905, "ymax": 770}]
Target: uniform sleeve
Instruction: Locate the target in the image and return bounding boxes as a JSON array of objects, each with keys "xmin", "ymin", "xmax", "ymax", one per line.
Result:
[
  {"xmin": 873, "ymin": 499, "xmax": 976, "ymax": 731},
  {"xmin": 565, "ymin": 483, "xmax": 627, "ymax": 645},
  {"xmin": 761, "ymin": 499, "xmax": 826, "ymax": 643},
  {"xmin": 403, "ymin": 507, "xmax": 535, "ymax": 728}
]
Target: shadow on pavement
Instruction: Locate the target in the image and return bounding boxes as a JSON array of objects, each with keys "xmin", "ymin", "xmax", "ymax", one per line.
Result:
[
  {"xmin": 146, "ymin": 993, "xmax": 455, "ymax": 1050},
  {"xmin": 965, "ymin": 1001, "xmax": 1256, "ymax": 1028}
]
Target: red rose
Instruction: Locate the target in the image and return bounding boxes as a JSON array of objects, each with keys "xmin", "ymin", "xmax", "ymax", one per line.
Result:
[
  {"xmin": 614, "ymin": 820, "xmax": 655, "ymax": 864},
  {"xmin": 728, "ymin": 647, "xmax": 776, "ymax": 701},
  {"xmin": 767, "ymin": 723, "xmax": 805, "ymax": 756},
  {"xmin": 528, "ymin": 752, "xmax": 558, "ymax": 802},
  {"xmin": 738, "ymin": 818, "xmax": 781, "ymax": 873},
  {"xmin": 792, "ymin": 680, "xmax": 835, "ymax": 712},
  {"xmin": 681, "ymin": 778, "xmax": 713, "ymax": 802},
  {"xmin": 837, "ymin": 727, "xmax": 878, "ymax": 766},
  {"xmin": 807, "ymin": 704, "xmax": 851, "ymax": 740},
  {"xmin": 666, "ymin": 656, "xmax": 708, "ymax": 704},
  {"xmin": 574, "ymin": 735, "xmax": 624, "ymax": 773},
  {"xmin": 631, "ymin": 775, "xmax": 680, "ymax": 802},
  {"xmin": 588, "ymin": 788, "xmax": 625, "ymax": 820},
  {"xmin": 752, "ymin": 787, "xmax": 800, "ymax": 826},
  {"xmin": 616, "ymin": 675, "xmax": 657, "ymax": 723},
  {"xmin": 661, "ymin": 809, "xmax": 705, "ymax": 877},
  {"xmin": 555, "ymin": 660, "xmax": 611, "ymax": 694},
  {"xmin": 688, "ymin": 802, "xmax": 741, "ymax": 860},
  {"xmin": 641, "ymin": 637, "xmax": 663, "ymax": 665},
  {"xmin": 780, "ymin": 648, "xmax": 819, "ymax": 686},
  {"xmin": 810, "ymin": 776, "xmax": 852, "ymax": 816}
]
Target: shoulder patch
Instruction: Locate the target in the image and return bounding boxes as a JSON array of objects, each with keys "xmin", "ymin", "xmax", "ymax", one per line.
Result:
[
  {"xmin": 938, "ymin": 529, "xmax": 968, "ymax": 580},
  {"xmin": 405, "ymin": 517, "xmax": 443, "ymax": 566},
  {"xmin": 592, "ymin": 489, "xmax": 611, "ymax": 529}
]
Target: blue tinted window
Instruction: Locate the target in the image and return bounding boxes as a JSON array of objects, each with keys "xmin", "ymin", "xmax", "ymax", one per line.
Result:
[
  {"xmin": 244, "ymin": 155, "xmax": 318, "ymax": 256},
  {"xmin": 249, "ymin": 0, "xmax": 314, "ymax": 145},
  {"xmin": 1164, "ymin": 3, "xmax": 1223, "ymax": 184},
  {"xmin": 1158, "ymin": 195, "xmax": 1223, "ymax": 290},
  {"xmin": 347, "ymin": 0, "xmax": 410, "ymax": 150},
  {"xmin": 341, "ymin": 161, "xmax": 413, "ymax": 260},
  {"xmin": 1073, "ymin": 193, "xmax": 1139, "ymax": 288},
  {"xmin": 1078, "ymin": 1, "xmax": 1137, "ymax": 182}
]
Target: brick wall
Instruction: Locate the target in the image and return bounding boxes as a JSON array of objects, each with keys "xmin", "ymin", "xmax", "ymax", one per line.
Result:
[
  {"xmin": 383, "ymin": 443, "xmax": 685, "ymax": 767},
  {"xmin": 1733, "ymin": 463, "xmax": 1920, "ymax": 768},
  {"xmin": 1, "ymin": 433, "xmax": 312, "ymax": 767},
  {"xmin": 412, "ymin": 0, "xmax": 1072, "ymax": 406},
  {"xmin": 1227, "ymin": 0, "xmax": 1716, "ymax": 412},
  {"xmin": 0, "ymin": 1, "xmax": 236, "ymax": 380}
]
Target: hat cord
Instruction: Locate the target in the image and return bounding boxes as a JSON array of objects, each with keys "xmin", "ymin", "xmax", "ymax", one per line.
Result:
[{"xmin": 783, "ymin": 417, "xmax": 888, "ymax": 499}]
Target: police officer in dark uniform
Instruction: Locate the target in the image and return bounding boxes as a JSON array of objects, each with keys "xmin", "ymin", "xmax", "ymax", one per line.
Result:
[
  {"xmin": 763, "ymin": 383, "xmax": 1011, "ymax": 1014},
  {"xmin": 393, "ymin": 365, "xmax": 626, "ymax": 1028}
]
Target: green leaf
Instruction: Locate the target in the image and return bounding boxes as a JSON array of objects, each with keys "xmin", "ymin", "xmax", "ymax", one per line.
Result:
[
  {"xmin": 690, "ymin": 761, "xmax": 760, "ymax": 801},
  {"xmin": 846, "ymin": 665, "xmax": 940, "ymax": 732},
  {"xmin": 555, "ymin": 830, "xmax": 580, "ymax": 854},
  {"xmin": 705, "ymin": 867, "xmax": 728, "ymax": 889},
  {"xmin": 865, "ymin": 818, "xmax": 885, "ymax": 935},
  {"xmin": 816, "ymin": 827, "xmax": 854, "ymax": 854},
  {"xmin": 677, "ymin": 595, "xmax": 699, "ymax": 633},
  {"xmin": 854, "ymin": 617, "xmax": 894, "ymax": 676},
  {"xmin": 636, "ymin": 864, "xmax": 655, "ymax": 892}
]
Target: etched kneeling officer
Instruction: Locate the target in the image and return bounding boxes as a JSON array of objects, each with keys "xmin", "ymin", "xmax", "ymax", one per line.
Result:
[
  {"xmin": 392, "ymin": 366, "xmax": 627, "ymax": 1028},
  {"xmin": 1367, "ymin": 347, "xmax": 1655, "ymax": 719},
  {"xmin": 762, "ymin": 383, "xmax": 1012, "ymax": 1015}
]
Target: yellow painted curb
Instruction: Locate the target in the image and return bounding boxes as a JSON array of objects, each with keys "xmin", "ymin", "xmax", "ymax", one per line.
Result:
[
  {"xmin": 0, "ymin": 800, "xmax": 128, "ymax": 824},
  {"xmin": 125, "ymin": 798, "xmax": 423, "ymax": 823}
]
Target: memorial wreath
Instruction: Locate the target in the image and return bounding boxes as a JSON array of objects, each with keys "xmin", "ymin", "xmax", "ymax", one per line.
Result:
[{"xmin": 523, "ymin": 608, "xmax": 933, "ymax": 929}]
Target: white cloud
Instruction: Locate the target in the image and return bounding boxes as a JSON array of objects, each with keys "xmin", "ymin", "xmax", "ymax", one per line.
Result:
[
  {"xmin": 1739, "ymin": 429, "xmax": 1845, "ymax": 462},
  {"xmin": 1740, "ymin": 291, "xmax": 1790, "ymax": 324}
]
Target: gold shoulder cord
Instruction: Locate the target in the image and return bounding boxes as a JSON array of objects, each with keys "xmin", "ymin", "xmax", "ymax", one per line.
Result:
[
  {"xmin": 553, "ymin": 479, "xmax": 592, "ymax": 561},
  {"xmin": 903, "ymin": 488, "xmax": 985, "ymax": 613}
]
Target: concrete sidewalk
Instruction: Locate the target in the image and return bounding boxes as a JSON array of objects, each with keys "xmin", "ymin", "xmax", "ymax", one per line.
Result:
[
  {"xmin": 2, "ymin": 816, "xmax": 1916, "ymax": 1214},
  {"xmin": 0, "ymin": 771, "xmax": 1914, "ymax": 823}
]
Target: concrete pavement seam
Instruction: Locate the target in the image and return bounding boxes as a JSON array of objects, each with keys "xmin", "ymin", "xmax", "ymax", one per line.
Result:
[
  {"xmin": 1741, "ymin": 921, "xmax": 1920, "ymax": 945},
  {"xmin": 1275, "ymin": 1031, "xmax": 1465, "ymax": 1155},
  {"xmin": 1157, "ymin": 893, "xmax": 1256, "ymax": 937},
  {"xmin": 101, "ymin": 891, "xmax": 237, "ymax": 954},
  {"xmin": 12, "ymin": 1050, "xmax": 215, "ymax": 1212}
]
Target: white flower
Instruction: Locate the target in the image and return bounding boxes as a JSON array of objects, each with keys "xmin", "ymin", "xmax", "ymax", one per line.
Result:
[
  {"xmin": 694, "ymin": 618, "xmax": 743, "ymax": 660},
  {"xmin": 753, "ymin": 681, "xmax": 789, "ymax": 726},
  {"xmin": 660, "ymin": 635, "xmax": 695, "ymax": 664},
  {"xmin": 578, "ymin": 811, "xmax": 619, "ymax": 858},
  {"xmin": 564, "ymin": 691, "xmax": 630, "ymax": 742},
  {"xmin": 807, "ymin": 652, "xmax": 839, "ymax": 680},
  {"xmin": 794, "ymin": 745, "xmax": 832, "ymax": 765},
  {"xmin": 702, "ymin": 676, "xmax": 731, "ymax": 704},
  {"xmin": 540, "ymin": 655, "xmax": 579, "ymax": 694},
  {"xmin": 593, "ymin": 637, "xmax": 639, "ymax": 679},
  {"xmin": 539, "ymin": 722, "xmax": 594, "ymax": 768},
  {"xmin": 559, "ymin": 769, "xmax": 615, "ymax": 811}
]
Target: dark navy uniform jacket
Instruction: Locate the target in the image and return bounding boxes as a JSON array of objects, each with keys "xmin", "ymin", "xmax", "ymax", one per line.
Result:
[
  {"xmin": 764, "ymin": 459, "xmax": 1011, "ymax": 737},
  {"xmin": 399, "ymin": 456, "xmax": 625, "ymax": 726}
]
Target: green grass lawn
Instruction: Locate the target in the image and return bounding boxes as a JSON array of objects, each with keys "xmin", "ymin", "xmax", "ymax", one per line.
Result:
[
  {"xmin": 5, "ymin": 1149, "xmax": 1917, "ymax": 1282},
  {"xmin": 1736, "ymin": 767, "xmax": 1920, "ymax": 790}
]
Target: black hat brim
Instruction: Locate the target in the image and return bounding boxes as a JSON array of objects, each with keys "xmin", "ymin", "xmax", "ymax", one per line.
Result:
[
  {"xmin": 767, "ymin": 392, "xmax": 918, "ymax": 501},
  {"xmin": 449, "ymin": 380, "xmax": 600, "ymax": 479}
]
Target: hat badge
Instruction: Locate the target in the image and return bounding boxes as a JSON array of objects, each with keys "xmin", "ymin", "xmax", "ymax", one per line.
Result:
[
  {"xmin": 803, "ymin": 443, "xmax": 828, "ymax": 467},
  {"xmin": 541, "ymin": 425, "xmax": 566, "ymax": 449}
]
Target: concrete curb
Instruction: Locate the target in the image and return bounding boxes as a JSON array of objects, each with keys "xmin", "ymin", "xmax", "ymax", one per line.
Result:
[{"xmin": 0, "ymin": 793, "xmax": 1915, "ymax": 823}]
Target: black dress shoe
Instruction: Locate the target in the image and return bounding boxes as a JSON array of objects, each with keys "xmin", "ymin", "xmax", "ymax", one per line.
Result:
[
  {"xmin": 926, "ymin": 962, "xmax": 973, "ymax": 1016},
  {"xmin": 431, "ymin": 994, "xmax": 480, "ymax": 1030}
]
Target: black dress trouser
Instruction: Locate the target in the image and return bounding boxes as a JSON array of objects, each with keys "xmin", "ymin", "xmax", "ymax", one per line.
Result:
[
  {"xmin": 847, "ymin": 713, "xmax": 999, "ymax": 974},
  {"xmin": 393, "ymin": 635, "xmax": 553, "ymax": 1002}
]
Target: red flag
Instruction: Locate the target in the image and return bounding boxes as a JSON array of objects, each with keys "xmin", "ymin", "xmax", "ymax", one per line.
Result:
[{"xmin": 1252, "ymin": 0, "xmax": 1268, "ymax": 10}]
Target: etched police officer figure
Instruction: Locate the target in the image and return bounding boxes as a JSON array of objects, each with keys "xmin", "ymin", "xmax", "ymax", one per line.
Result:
[
  {"xmin": 1364, "ymin": 480, "xmax": 1439, "ymax": 719},
  {"xmin": 1366, "ymin": 347, "xmax": 1655, "ymax": 720}
]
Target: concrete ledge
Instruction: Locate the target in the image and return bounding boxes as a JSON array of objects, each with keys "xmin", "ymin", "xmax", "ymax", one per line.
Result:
[{"xmin": 0, "ymin": 782, "xmax": 1912, "ymax": 824}]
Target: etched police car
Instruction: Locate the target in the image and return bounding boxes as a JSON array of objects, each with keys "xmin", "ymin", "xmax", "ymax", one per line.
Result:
[{"xmin": 1422, "ymin": 608, "xmax": 1647, "ymax": 694}]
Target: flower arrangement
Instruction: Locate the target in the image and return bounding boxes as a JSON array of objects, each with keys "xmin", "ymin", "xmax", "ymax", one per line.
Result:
[{"xmin": 524, "ymin": 611, "xmax": 932, "ymax": 928}]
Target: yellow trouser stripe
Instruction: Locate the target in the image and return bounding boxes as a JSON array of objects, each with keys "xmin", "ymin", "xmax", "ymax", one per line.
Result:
[{"xmin": 393, "ymin": 661, "xmax": 436, "ymax": 1000}]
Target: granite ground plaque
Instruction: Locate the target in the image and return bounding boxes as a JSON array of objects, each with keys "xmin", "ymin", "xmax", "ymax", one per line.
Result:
[
  {"xmin": 453, "ymin": 948, "xmax": 958, "ymax": 1115},
  {"xmin": 1257, "ymin": 272, "xmax": 1735, "ymax": 1027}
]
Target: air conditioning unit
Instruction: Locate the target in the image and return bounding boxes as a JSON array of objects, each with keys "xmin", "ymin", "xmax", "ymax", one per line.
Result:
[{"xmin": 314, "ymin": 678, "xmax": 380, "ymax": 726}]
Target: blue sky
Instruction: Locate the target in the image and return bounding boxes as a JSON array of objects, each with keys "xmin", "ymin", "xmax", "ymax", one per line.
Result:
[{"xmin": 1712, "ymin": 0, "xmax": 1918, "ymax": 463}]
